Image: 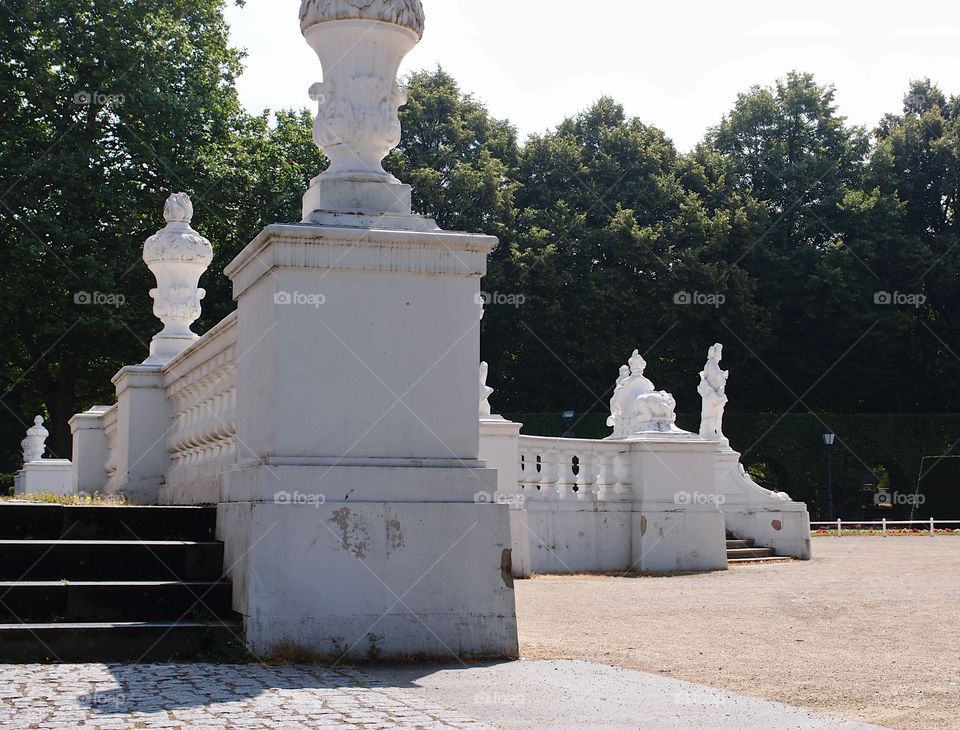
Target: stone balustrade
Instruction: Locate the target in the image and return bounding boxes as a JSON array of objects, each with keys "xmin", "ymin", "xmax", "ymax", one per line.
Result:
[
  {"xmin": 160, "ymin": 311, "xmax": 237, "ymax": 504},
  {"xmin": 516, "ymin": 436, "xmax": 631, "ymax": 502}
]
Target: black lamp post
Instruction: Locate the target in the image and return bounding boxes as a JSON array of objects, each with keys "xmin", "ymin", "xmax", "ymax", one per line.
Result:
[
  {"xmin": 562, "ymin": 410, "xmax": 576, "ymax": 438},
  {"xmin": 823, "ymin": 427, "xmax": 836, "ymax": 520}
]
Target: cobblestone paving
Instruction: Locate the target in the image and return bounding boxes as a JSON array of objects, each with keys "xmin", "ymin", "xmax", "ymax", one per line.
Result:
[{"xmin": 0, "ymin": 664, "xmax": 494, "ymax": 729}]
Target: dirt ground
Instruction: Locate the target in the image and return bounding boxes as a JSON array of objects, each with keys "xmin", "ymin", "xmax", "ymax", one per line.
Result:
[{"xmin": 515, "ymin": 536, "xmax": 960, "ymax": 730}]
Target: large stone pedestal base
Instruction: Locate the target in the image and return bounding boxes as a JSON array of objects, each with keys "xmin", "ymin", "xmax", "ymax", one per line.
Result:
[
  {"xmin": 633, "ymin": 504, "xmax": 729, "ymax": 573},
  {"xmin": 14, "ymin": 460, "xmax": 75, "ymax": 496},
  {"xmin": 218, "ymin": 464, "xmax": 518, "ymax": 660},
  {"xmin": 523, "ymin": 501, "xmax": 727, "ymax": 574}
]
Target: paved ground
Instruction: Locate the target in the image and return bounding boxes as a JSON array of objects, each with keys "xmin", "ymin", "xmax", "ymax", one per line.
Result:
[
  {"xmin": 0, "ymin": 664, "xmax": 493, "ymax": 730},
  {"xmin": 369, "ymin": 660, "xmax": 883, "ymax": 729},
  {"xmin": 516, "ymin": 536, "xmax": 960, "ymax": 730},
  {"xmin": 0, "ymin": 661, "xmax": 881, "ymax": 729},
  {"xmin": 2, "ymin": 536, "xmax": 953, "ymax": 729}
]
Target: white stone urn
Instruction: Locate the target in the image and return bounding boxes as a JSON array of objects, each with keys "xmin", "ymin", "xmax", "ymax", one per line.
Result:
[
  {"xmin": 22, "ymin": 416, "xmax": 48, "ymax": 464},
  {"xmin": 142, "ymin": 193, "xmax": 213, "ymax": 365},
  {"xmin": 299, "ymin": 0, "xmax": 425, "ymax": 218}
]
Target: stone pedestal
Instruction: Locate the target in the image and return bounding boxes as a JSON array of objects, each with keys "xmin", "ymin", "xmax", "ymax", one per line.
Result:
[
  {"xmin": 107, "ymin": 366, "xmax": 171, "ymax": 504},
  {"xmin": 15, "ymin": 460, "xmax": 74, "ymax": 496},
  {"xmin": 218, "ymin": 223, "xmax": 519, "ymax": 659},
  {"xmin": 69, "ymin": 406, "xmax": 111, "ymax": 495},
  {"xmin": 628, "ymin": 437, "xmax": 729, "ymax": 573},
  {"xmin": 479, "ymin": 415, "xmax": 530, "ymax": 578}
]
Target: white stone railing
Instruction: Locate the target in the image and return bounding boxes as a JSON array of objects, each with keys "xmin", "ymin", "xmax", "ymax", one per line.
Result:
[
  {"xmin": 516, "ymin": 435, "xmax": 633, "ymax": 501},
  {"xmin": 160, "ymin": 311, "xmax": 237, "ymax": 503},
  {"xmin": 102, "ymin": 404, "xmax": 119, "ymax": 490}
]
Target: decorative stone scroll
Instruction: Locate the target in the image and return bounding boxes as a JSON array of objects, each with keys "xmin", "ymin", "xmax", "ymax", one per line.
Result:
[{"xmin": 142, "ymin": 193, "xmax": 213, "ymax": 365}]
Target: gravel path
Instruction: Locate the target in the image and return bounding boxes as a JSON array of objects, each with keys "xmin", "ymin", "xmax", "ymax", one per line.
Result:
[{"xmin": 515, "ymin": 536, "xmax": 960, "ymax": 730}]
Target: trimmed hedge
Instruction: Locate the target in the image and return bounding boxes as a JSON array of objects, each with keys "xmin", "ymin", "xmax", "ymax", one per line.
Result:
[{"xmin": 504, "ymin": 412, "xmax": 960, "ymax": 519}]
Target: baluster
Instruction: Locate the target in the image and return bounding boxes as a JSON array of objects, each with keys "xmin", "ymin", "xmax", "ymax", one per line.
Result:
[
  {"xmin": 613, "ymin": 452, "xmax": 633, "ymax": 500},
  {"xmin": 579, "ymin": 452, "xmax": 599, "ymax": 500},
  {"xmin": 540, "ymin": 449, "xmax": 560, "ymax": 499},
  {"xmin": 519, "ymin": 449, "xmax": 536, "ymax": 495}
]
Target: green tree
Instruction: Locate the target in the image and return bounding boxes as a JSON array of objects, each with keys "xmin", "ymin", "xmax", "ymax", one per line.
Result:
[
  {"xmin": 387, "ymin": 68, "xmax": 519, "ymax": 237},
  {"xmin": 870, "ymin": 80, "xmax": 960, "ymax": 409},
  {"xmin": 703, "ymin": 72, "xmax": 916, "ymax": 413},
  {"xmin": 0, "ymin": 0, "xmax": 246, "ymax": 458}
]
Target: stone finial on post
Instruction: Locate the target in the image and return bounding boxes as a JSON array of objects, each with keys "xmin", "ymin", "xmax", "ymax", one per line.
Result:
[
  {"xmin": 21, "ymin": 416, "xmax": 48, "ymax": 464},
  {"xmin": 142, "ymin": 193, "xmax": 213, "ymax": 365},
  {"xmin": 299, "ymin": 0, "xmax": 426, "ymax": 221}
]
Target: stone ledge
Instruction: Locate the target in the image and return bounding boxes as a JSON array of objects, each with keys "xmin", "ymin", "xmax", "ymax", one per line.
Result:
[{"xmin": 225, "ymin": 223, "xmax": 498, "ymax": 298}]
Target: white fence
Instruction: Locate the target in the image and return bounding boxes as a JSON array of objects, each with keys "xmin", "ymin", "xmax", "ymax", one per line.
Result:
[{"xmin": 811, "ymin": 519, "xmax": 960, "ymax": 536}]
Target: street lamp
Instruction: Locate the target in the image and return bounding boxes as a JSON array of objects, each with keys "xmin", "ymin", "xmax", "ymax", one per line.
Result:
[
  {"xmin": 562, "ymin": 410, "xmax": 576, "ymax": 438},
  {"xmin": 823, "ymin": 427, "xmax": 836, "ymax": 521}
]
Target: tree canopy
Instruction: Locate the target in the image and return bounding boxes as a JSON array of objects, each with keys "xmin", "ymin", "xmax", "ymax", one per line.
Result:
[{"xmin": 1, "ymin": 1, "xmax": 958, "ymax": 480}]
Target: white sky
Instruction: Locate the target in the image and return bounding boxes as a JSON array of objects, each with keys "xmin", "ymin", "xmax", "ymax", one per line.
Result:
[{"xmin": 225, "ymin": 0, "xmax": 960, "ymax": 151}]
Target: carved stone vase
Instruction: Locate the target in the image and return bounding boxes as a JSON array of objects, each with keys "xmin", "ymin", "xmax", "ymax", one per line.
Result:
[
  {"xmin": 299, "ymin": 0, "xmax": 425, "ymax": 218},
  {"xmin": 142, "ymin": 193, "xmax": 213, "ymax": 365}
]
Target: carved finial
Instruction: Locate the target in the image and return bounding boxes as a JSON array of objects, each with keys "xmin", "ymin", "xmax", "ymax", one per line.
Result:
[
  {"xmin": 163, "ymin": 192, "xmax": 193, "ymax": 224},
  {"xmin": 479, "ymin": 362, "xmax": 494, "ymax": 416},
  {"xmin": 22, "ymin": 415, "xmax": 48, "ymax": 463},
  {"xmin": 142, "ymin": 194, "xmax": 214, "ymax": 365}
]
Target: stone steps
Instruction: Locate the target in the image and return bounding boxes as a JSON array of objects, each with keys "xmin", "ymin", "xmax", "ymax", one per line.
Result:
[
  {"xmin": 0, "ymin": 504, "xmax": 217, "ymax": 540},
  {"xmin": 728, "ymin": 555, "xmax": 795, "ymax": 564},
  {"xmin": 0, "ymin": 622, "xmax": 239, "ymax": 663},
  {"xmin": 0, "ymin": 581, "xmax": 234, "ymax": 622},
  {"xmin": 725, "ymin": 532, "xmax": 792, "ymax": 564},
  {"xmin": 0, "ymin": 540, "xmax": 225, "ymax": 581},
  {"xmin": 0, "ymin": 504, "xmax": 240, "ymax": 662}
]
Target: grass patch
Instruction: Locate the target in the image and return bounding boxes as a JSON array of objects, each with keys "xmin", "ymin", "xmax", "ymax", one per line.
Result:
[{"xmin": 0, "ymin": 492, "xmax": 127, "ymax": 506}]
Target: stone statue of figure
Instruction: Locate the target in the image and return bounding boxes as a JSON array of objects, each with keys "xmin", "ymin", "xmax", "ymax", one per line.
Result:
[
  {"xmin": 479, "ymin": 362, "xmax": 494, "ymax": 416},
  {"xmin": 698, "ymin": 343, "xmax": 729, "ymax": 441},
  {"xmin": 607, "ymin": 350, "xmax": 678, "ymax": 438},
  {"xmin": 22, "ymin": 415, "xmax": 48, "ymax": 464}
]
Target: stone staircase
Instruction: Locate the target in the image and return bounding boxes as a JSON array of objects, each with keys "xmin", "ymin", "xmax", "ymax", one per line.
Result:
[
  {"xmin": 726, "ymin": 533, "xmax": 793, "ymax": 564},
  {"xmin": 0, "ymin": 503, "xmax": 242, "ymax": 662}
]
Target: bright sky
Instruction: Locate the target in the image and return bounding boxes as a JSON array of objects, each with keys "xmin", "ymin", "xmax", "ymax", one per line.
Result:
[{"xmin": 225, "ymin": 0, "xmax": 960, "ymax": 151}]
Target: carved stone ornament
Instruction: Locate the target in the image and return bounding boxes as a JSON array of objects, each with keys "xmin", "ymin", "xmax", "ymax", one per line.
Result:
[
  {"xmin": 22, "ymin": 415, "xmax": 48, "ymax": 464},
  {"xmin": 299, "ymin": 0, "xmax": 424, "ymax": 207},
  {"xmin": 142, "ymin": 193, "xmax": 213, "ymax": 365},
  {"xmin": 299, "ymin": 0, "xmax": 425, "ymax": 38},
  {"xmin": 698, "ymin": 342, "xmax": 729, "ymax": 442},
  {"xmin": 607, "ymin": 350, "xmax": 680, "ymax": 438},
  {"xmin": 479, "ymin": 362, "xmax": 494, "ymax": 416}
]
